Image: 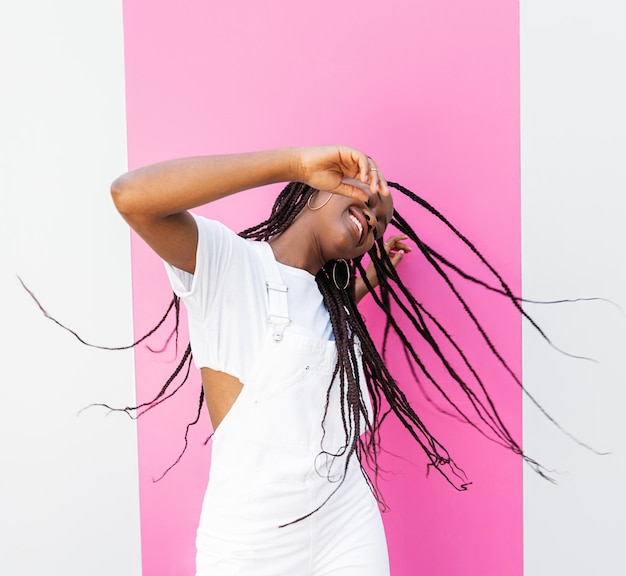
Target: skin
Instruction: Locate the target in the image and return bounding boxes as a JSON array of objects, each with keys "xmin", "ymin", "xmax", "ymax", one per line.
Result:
[{"xmin": 111, "ymin": 145, "xmax": 410, "ymax": 430}]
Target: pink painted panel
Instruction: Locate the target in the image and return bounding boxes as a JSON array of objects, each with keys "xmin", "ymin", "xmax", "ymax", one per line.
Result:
[{"xmin": 122, "ymin": 1, "xmax": 521, "ymax": 575}]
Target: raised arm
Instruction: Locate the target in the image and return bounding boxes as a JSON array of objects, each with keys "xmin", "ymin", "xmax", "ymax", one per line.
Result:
[
  {"xmin": 111, "ymin": 149, "xmax": 299, "ymax": 273},
  {"xmin": 110, "ymin": 146, "xmax": 387, "ymax": 273}
]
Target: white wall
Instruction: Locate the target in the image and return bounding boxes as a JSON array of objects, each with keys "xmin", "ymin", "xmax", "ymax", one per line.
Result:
[
  {"xmin": 521, "ymin": 1, "xmax": 626, "ymax": 574},
  {"xmin": 2, "ymin": 1, "xmax": 625, "ymax": 575},
  {"xmin": 0, "ymin": 2, "xmax": 141, "ymax": 574}
]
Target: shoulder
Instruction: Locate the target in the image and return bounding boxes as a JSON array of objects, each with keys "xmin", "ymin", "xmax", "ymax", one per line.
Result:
[
  {"xmin": 192, "ymin": 213, "xmax": 236, "ymax": 240},
  {"xmin": 191, "ymin": 214, "xmax": 251, "ymax": 259},
  {"xmin": 191, "ymin": 213, "xmax": 266, "ymax": 277}
]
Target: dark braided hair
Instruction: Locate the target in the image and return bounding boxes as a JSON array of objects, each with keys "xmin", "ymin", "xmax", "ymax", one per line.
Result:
[
  {"xmin": 22, "ymin": 180, "xmax": 601, "ymax": 503},
  {"xmin": 238, "ymin": 181, "xmax": 583, "ymax": 519}
]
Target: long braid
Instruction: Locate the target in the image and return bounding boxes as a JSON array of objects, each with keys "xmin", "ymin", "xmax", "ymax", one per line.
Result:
[
  {"xmin": 387, "ymin": 183, "xmax": 603, "ymax": 456},
  {"xmin": 241, "ymin": 184, "xmax": 474, "ymax": 507},
  {"xmin": 19, "ymin": 275, "xmax": 181, "ymax": 352},
  {"xmin": 240, "ymin": 180, "xmax": 596, "ymax": 500},
  {"xmin": 20, "ymin": 274, "xmax": 207, "ymax": 481},
  {"xmin": 361, "ymin": 241, "xmax": 519, "ymax": 446},
  {"xmin": 239, "ymin": 182, "xmax": 311, "ymax": 240},
  {"xmin": 25, "ymin": 179, "xmax": 596, "ymax": 493}
]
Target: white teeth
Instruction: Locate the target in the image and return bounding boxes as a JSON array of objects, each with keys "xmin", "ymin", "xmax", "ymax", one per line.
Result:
[{"xmin": 349, "ymin": 214, "xmax": 363, "ymax": 239}]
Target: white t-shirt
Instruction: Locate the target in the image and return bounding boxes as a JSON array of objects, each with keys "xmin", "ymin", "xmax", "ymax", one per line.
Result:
[{"xmin": 164, "ymin": 213, "xmax": 333, "ymax": 384}]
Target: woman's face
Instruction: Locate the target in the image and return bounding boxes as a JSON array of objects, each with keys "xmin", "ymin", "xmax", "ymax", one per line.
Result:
[{"xmin": 310, "ymin": 186, "xmax": 394, "ymax": 262}]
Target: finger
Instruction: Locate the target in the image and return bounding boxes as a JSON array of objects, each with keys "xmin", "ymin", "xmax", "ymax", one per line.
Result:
[
  {"xmin": 376, "ymin": 170, "xmax": 389, "ymax": 197},
  {"xmin": 392, "ymin": 243, "xmax": 412, "ymax": 253},
  {"xmin": 365, "ymin": 156, "xmax": 389, "ymax": 197},
  {"xmin": 368, "ymin": 169, "xmax": 380, "ymax": 195},
  {"xmin": 383, "ymin": 235, "xmax": 411, "ymax": 253},
  {"xmin": 366, "ymin": 158, "xmax": 381, "ymax": 195},
  {"xmin": 356, "ymin": 152, "xmax": 370, "ymax": 183},
  {"xmin": 386, "ymin": 241, "xmax": 412, "ymax": 253},
  {"xmin": 334, "ymin": 180, "xmax": 369, "ymax": 202},
  {"xmin": 340, "ymin": 177, "xmax": 374, "ymax": 202},
  {"xmin": 384, "ymin": 234, "xmax": 408, "ymax": 245},
  {"xmin": 390, "ymin": 250, "xmax": 405, "ymax": 268}
]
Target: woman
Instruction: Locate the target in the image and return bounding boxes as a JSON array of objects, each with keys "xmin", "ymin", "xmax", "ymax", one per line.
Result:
[
  {"xmin": 112, "ymin": 145, "xmax": 403, "ymax": 574},
  {"xmin": 111, "ymin": 145, "xmax": 530, "ymax": 575}
]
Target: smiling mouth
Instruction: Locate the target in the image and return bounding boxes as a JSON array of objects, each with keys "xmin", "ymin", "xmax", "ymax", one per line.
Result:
[{"xmin": 348, "ymin": 209, "xmax": 367, "ymax": 245}]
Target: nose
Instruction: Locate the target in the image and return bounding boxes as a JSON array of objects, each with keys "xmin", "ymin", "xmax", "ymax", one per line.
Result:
[
  {"xmin": 364, "ymin": 195, "xmax": 380, "ymax": 227},
  {"xmin": 362, "ymin": 209, "xmax": 378, "ymax": 242}
]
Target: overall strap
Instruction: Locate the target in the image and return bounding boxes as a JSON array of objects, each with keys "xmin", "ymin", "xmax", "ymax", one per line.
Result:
[{"xmin": 252, "ymin": 242, "xmax": 291, "ymax": 342}]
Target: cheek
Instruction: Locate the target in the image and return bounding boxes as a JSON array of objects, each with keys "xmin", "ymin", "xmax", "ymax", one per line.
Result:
[
  {"xmin": 363, "ymin": 237, "xmax": 376, "ymax": 254},
  {"xmin": 326, "ymin": 238, "xmax": 368, "ymax": 262},
  {"xmin": 348, "ymin": 239, "xmax": 375, "ymax": 261},
  {"xmin": 319, "ymin": 230, "xmax": 354, "ymax": 261}
]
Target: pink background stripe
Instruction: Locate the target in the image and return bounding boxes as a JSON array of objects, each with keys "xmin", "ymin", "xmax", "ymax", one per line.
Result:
[{"xmin": 122, "ymin": 1, "xmax": 522, "ymax": 574}]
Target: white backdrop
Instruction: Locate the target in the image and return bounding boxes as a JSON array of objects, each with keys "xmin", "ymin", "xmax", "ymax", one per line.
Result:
[
  {"xmin": 1, "ymin": 1, "xmax": 624, "ymax": 575},
  {"xmin": 0, "ymin": 1, "xmax": 141, "ymax": 575},
  {"xmin": 521, "ymin": 1, "xmax": 626, "ymax": 574}
]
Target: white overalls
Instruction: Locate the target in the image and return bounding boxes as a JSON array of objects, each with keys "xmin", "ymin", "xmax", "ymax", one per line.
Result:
[{"xmin": 195, "ymin": 243, "xmax": 390, "ymax": 575}]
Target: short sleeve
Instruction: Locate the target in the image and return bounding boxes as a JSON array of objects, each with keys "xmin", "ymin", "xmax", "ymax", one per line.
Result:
[
  {"xmin": 163, "ymin": 213, "xmax": 235, "ymax": 317},
  {"xmin": 161, "ymin": 213, "xmax": 269, "ymax": 377}
]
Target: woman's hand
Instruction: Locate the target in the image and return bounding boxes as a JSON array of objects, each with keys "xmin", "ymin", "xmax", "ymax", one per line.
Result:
[
  {"xmin": 295, "ymin": 145, "xmax": 389, "ymax": 201},
  {"xmin": 354, "ymin": 235, "xmax": 412, "ymax": 303},
  {"xmin": 111, "ymin": 146, "xmax": 387, "ymax": 275}
]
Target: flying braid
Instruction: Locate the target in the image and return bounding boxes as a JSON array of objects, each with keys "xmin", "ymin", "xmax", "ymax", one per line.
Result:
[{"xmin": 23, "ymin": 180, "xmax": 597, "ymax": 492}]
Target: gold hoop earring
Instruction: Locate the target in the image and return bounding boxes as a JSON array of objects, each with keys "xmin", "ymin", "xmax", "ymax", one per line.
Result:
[
  {"xmin": 307, "ymin": 192, "xmax": 333, "ymax": 211},
  {"xmin": 332, "ymin": 259, "xmax": 350, "ymax": 290}
]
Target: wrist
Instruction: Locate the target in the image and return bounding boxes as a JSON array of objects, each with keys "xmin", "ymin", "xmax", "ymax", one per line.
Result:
[
  {"xmin": 257, "ymin": 147, "xmax": 302, "ymax": 185},
  {"xmin": 282, "ymin": 146, "xmax": 304, "ymax": 183}
]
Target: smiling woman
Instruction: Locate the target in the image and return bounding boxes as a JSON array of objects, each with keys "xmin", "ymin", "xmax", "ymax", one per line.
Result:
[{"xmin": 108, "ymin": 144, "xmax": 544, "ymax": 576}]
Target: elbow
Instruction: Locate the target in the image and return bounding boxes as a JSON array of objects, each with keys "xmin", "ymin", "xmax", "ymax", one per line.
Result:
[
  {"xmin": 110, "ymin": 173, "xmax": 138, "ymax": 219},
  {"xmin": 110, "ymin": 173, "xmax": 166, "ymax": 230}
]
